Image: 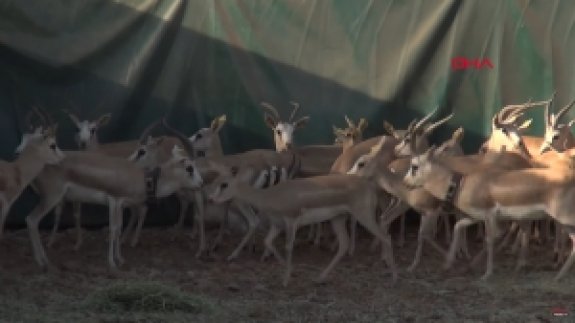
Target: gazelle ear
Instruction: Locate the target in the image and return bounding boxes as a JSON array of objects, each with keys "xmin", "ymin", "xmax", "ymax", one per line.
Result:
[
  {"xmin": 568, "ymin": 119, "xmax": 575, "ymax": 128},
  {"xmin": 517, "ymin": 119, "xmax": 532, "ymax": 131},
  {"xmin": 452, "ymin": 127, "xmax": 464, "ymax": 143},
  {"xmin": 67, "ymin": 112, "xmax": 82, "ymax": 127},
  {"xmin": 357, "ymin": 118, "xmax": 368, "ymax": 132},
  {"xmin": 211, "ymin": 115, "xmax": 227, "ymax": 132},
  {"xmin": 293, "ymin": 116, "xmax": 310, "ymax": 129},
  {"xmin": 332, "ymin": 125, "xmax": 343, "ymax": 135},
  {"xmin": 96, "ymin": 113, "xmax": 112, "ymax": 127},
  {"xmin": 383, "ymin": 121, "xmax": 397, "ymax": 138},
  {"xmin": 264, "ymin": 114, "xmax": 278, "ymax": 129}
]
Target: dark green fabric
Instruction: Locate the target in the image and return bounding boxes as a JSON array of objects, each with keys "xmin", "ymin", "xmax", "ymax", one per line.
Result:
[{"xmin": 1, "ymin": 0, "xmax": 573, "ymax": 226}]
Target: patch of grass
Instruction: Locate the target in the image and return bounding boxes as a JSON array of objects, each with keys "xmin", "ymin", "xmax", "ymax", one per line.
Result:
[{"xmin": 83, "ymin": 281, "xmax": 213, "ymax": 314}]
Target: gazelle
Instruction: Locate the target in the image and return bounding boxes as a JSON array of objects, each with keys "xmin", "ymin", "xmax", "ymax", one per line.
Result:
[
  {"xmin": 207, "ymin": 162, "xmax": 397, "ymax": 287},
  {"xmin": 404, "ymin": 143, "xmax": 575, "ymax": 281},
  {"xmin": 1, "ymin": 123, "xmax": 64, "ymax": 236},
  {"xmin": 349, "ymin": 127, "xmax": 468, "ymax": 271},
  {"xmin": 22, "ymin": 119, "xmax": 203, "ymax": 271},
  {"xmin": 261, "ymin": 101, "xmax": 347, "ymax": 176}
]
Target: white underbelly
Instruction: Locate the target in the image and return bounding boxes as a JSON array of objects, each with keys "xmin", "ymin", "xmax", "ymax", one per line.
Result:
[
  {"xmin": 496, "ymin": 203, "xmax": 548, "ymax": 220},
  {"xmin": 65, "ymin": 183, "xmax": 109, "ymax": 205},
  {"xmin": 297, "ymin": 205, "xmax": 349, "ymax": 226},
  {"xmin": 465, "ymin": 204, "xmax": 548, "ymax": 221}
]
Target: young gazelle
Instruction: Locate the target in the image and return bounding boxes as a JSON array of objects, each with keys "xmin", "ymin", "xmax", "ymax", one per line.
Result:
[
  {"xmin": 208, "ymin": 162, "xmax": 397, "ymax": 287},
  {"xmin": 23, "ymin": 119, "xmax": 204, "ymax": 272},
  {"xmin": 306, "ymin": 116, "xmax": 368, "ymax": 245},
  {"xmin": 404, "ymin": 143, "xmax": 575, "ymax": 281},
  {"xmin": 1, "ymin": 124, "xmax": 64, "ymax": 236}
]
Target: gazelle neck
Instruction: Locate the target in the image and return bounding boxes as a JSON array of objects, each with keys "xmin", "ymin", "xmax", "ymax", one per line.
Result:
[
  {"xmin": 375, "ymin": 167, "xmax": 410, "ymax": 201},
  {"xmin": 208, "ymin": 137, "xmax": 224, "ymax": 157},
  {"xmin": 420, "ymin": 163, "xmax": 455, "ymax": 202},
  {"xmin": 14, "ymin": 150, "xmax": 49, "ymax": 189}
]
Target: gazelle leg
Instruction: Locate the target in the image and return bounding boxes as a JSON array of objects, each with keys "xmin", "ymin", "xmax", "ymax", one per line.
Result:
[
  {"xmin": 260, "ymin": 223, "xmax": 284, "ymax": 263},
  {"xmin": 515, "ymin": 220, "xmax": 531, "ymax": 272},
  {"xmin": 353, "ymin": 204, "xmax": 397, "ymax": 282},
  {"xmin": 227, "ymin": 203, "xmax": 259, "ymax": 261},
  {"xmin": 211, "ymin": 203, "xmax": 230, "ymax": 253},
  {"xmin": 443, "ymin": 214, "xmax": 452, "ymax": 244},
  {"xmin": 193, "ymin": 191, "xmax": 206, "ymax": 258},
  {"xmin": 130, "ymin": 205, "xmax": 148, "ymax": 247},
  {"xmin": 107, "ymin": 199, "xmax": 121, "ymax": 271},
  {"xmin": 397, "ymin": 213, "xmax": 406, "ymax": 248},
  {"xmin": 71, "ymin": 202, "xmax": 83, "ymax": 250},
  {"xmin": 497, "ymin": 221, "xmax": 518, "ymax": 253},
  {"xmin": 348, "ymin": 217, "xmax": 357, "ymax": 256},
  {"xmin": 113, "ymin": 201, "xmax": 125, "ymax": 266},
  {"xmin": 26, "ymin": 191, "xmax": 66, "ymax": 270},
  {"xmin": 317, "ymin": 215, "xmax": 349, "ymax": 282},
  {"xmin": 313, "ymin": 223, "xmax": 323, "ymax": 247},
  {"xmin": 481, "ymin": 213, "xmax": 497, "ymax": 281},
  {"xmin": 445, "ymin": 217, "xmax": 479, "ymax": 270},
  {"xmin": 174, "ymin": 197, "xmax": 189, "ymax": 231},
  {"xmin": 282, "ymin": 221, "xmax": 298, "ymax": 287},
  {"xmin": 48, "ymin": 202, "xmax": 64, "ymax": 248},
  {"xmin": 408, "ymin": 212, "xmax": 436, "ymax": 272},
  {"xmin": 554, "ymin": 230, "xmax": 575, "ymax": 281}
]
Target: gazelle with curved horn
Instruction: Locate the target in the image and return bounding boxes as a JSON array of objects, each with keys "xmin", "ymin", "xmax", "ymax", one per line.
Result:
[
  {"xmin": 157, "ymin": 119, "xmax": 301, "ymax": 258},
  {"xmin": 23, "ymin": 118, "xmax": 203, "ymax": 272},
  {"xmin": 260, "ymin": 101, "xmax": 350, "ymax": 176},
  {"xmin": 404, "ymin": 143, "xmax": 575, "ymax": 282}
]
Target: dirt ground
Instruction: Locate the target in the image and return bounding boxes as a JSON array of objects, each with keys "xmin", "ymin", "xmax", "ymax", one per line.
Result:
[{"xmin": 0, "ymin": 219, "xmax": 573, "ymax": 323}]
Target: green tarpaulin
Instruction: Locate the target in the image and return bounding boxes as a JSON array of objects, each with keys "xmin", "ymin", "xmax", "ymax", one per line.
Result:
[{"xmin": 1, "ymin": 0, "xmax": 574, "ymax": 226}]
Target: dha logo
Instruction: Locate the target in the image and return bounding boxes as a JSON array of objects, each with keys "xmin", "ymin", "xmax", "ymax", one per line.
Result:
[{"xmin": 451, "ymin": 57, "xmax": 494, "ymax": 70}]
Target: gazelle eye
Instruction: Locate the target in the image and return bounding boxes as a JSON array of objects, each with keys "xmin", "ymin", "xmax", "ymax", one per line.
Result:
[
  {"xmin": 49, "ymin": 143, "xmax": 56, "ymax": 150},
  {"xmin": 411, "ymin": 165, "xmax": 419, "ymax": 174},
  {"xmin": 358, "ymin": 162, "xmax": 366, "ymax": 168},
  {"xmin": 501, "ymin": 128, "xmax": 508, "ymax": 134},
  {"xmin": 137, "ymin": 148, "xmax": 146, "ymax": 157},
  {"xmin": 220, "ymin": 183, "xmax": 228, "ymax": 190},
  {"xmin": 90, "ymin": 128, "xmax": 96, "ymax": 135},
  {"xmin": 276, "ymin": 130, "xmax": 282, "ymax": 135},
  {"xmin": 185, "ymin": 166, "xmax": 194, "ymax": 174},
  {"xmin": 552, "ymin": 135, "xmax": 559, "ymax": 141},
  {"xmin": 346, "ymin": 133, "xmax": 351, "ymax": 137},
  {"xmin": 196, "ymin": 133, "xmax": 203, "ymax": 139}
]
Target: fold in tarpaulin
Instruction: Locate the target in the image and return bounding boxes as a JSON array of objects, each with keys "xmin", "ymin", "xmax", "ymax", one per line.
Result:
[{"xmin": 0, "ymin": 0, "xmax": 573, "ymax": 226}]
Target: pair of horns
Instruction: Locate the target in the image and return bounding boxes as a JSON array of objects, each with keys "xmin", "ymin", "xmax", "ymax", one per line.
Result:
[
  {"xmin": 544, "ymin": 92, "xmax": 575, "ymax": 127},
  {"xmin": 260, "ymin": 101, "xmax": 300, "ymax": 122}
]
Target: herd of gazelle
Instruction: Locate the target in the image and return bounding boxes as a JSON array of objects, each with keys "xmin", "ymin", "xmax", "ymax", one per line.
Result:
[{"xmin": 3, "ymin": 94, "xmax": 575, "ymax": 286}]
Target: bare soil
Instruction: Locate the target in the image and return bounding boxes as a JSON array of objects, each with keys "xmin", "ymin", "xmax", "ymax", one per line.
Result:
[{"xmin": 0, "ymin": 221, "xmax": 573, "ymax": 323}]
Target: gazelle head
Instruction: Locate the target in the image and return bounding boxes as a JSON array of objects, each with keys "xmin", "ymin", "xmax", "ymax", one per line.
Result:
[
  {"xmin": 393, "ymin": 107, "xmax": 454, "ymax": 157},
  {"xmin": 333, "ymin": 116, "xmax": 368, "ymax": 149},
  {"xmin": 66, "ymin": 112, "xmax": 111, "ymax": 149},
  {"xmin": 188, "ymin": 115, "xmax": 226, "ymax": 157},
  {"xmin": 403, "ymin": 145, "xmax": 438, "ymax": 188},
  {"xmin": 482, "ymin": 99, "xmax": 550, "ymax": 156},
  {"xmin": 15, "ymin": 106, "xmax": 47, "ymax": 155},
  {"xmin": 207, "ymin": 163, "xmax": 265, "ymax": 203},
  {"xmin": 14, "ymin": 107, "xmax": 65, "ymax": 164},
  {"xmin": 165, "ymin": 145, "xmax": 204, "ymax": 190},
  {"xmin": 539, "ymin": 96, "xmax": 575, "ymax": 154},
  {"xmin": 261, "ymin": 101, "xmax": 310, "ymax": 152},
  {"xmin": 434, "ymin": 127, "xmax": 465, "ymax": 156},
  {"xmin": 347, "ymin": 136, "xmax": 399, "ymax": 176}
]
